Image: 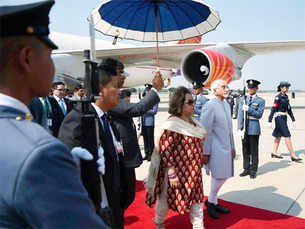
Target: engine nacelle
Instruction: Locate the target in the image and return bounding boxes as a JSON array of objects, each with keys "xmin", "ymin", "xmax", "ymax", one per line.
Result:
[{"xmin": 181, "ymin": 49, "xmax": 235, "ymax": 88}]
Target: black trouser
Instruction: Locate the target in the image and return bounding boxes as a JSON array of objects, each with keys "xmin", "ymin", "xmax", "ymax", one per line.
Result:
[
  {"xmin": 142, "ymin": 125, "xmax": 155, "ymax": 156},
  {"xmin": 242, "ymin": 134, "xmax": 259, "ymax": 173},
  {"xmin": 120, "ymin": 166, "xmax": 136, "ymax": 210},
  {"xmin": 103, "ymin": 179, "xmax": 124, "ymax": 229},
  {"xmin": 108, "ymin": 191, "xmax": 124, "ymax": 229}
]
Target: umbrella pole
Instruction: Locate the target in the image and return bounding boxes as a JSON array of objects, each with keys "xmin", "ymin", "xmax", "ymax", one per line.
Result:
[{"xmin": 155, "ymin": 12, "xmax": 160, "ymax": 67}]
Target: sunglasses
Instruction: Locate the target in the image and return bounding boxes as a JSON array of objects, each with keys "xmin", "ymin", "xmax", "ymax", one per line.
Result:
[{"xmin": 185, "ymin": 99, "xmax": 194, "ymax": 105}]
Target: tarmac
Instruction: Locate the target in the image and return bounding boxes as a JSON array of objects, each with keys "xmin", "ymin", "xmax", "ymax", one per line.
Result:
[{"xmin": 131, "ymin": 91, "xmax": 305, "ymax": 219}]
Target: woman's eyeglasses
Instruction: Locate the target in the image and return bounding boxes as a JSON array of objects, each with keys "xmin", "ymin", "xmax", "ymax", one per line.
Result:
[{"xmin": 185, "ymin": 99, "xmax": 194, "ymax": 105}]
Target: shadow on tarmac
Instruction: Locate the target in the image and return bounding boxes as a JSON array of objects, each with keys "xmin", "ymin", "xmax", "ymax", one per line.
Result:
[
  {"xmin": 258, "ymin": 160, "xmax": 291, "ymax": 175},
  {"xmin": 219, "ymin": 185, "xmax": 302, "ymax": 216},
  {"xmin": 281, "ymin": 149, "xmax": 305, "ymax": 158}
]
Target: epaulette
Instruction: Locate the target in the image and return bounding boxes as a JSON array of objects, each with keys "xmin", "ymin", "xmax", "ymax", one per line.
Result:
[{"xmin": 0, "ymin": 113, "xmax": 33, "ymax": 122}]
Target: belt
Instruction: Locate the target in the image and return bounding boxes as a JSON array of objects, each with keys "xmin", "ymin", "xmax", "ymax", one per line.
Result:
[
  {"xmin": 275, "ymin": 112, "xmax": 287, "ymax": 117},
  {"xmin": 248, "ymin": 116, "xmax": 259, "ymax": 120}
]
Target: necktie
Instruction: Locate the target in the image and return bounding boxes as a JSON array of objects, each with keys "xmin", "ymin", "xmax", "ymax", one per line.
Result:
[
  {"xmin": 101, "ymin": 114, "xmax": 120, "ymax": 191},
  {"xmin": 248, "ymin": 96, "xmax": 252, "ymax": 105},
  {"xmin": 43, "ymin": 97, "xmax": 52, "ymax": 118},
  {"xmin": 59, "ymin": 99, "xmax": 66, "ymax": 115}
]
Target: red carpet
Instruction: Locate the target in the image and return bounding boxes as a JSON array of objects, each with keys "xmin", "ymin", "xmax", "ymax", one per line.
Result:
[{"xmin": 125, "ymin": 181, "xmax": 305, "ymax": 229}]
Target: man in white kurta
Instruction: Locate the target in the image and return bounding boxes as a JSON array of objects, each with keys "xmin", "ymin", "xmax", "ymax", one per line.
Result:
[{"xmin": 200, "ymin": 79, "xmax": 236, "ymax": 219}]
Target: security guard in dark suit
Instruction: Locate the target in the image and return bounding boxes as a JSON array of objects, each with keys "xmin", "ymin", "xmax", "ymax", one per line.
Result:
[
  {"xmin": 0, "ymin": 1, "xmax": 107, "ymax": 228},
  {"xmin": 237, "ymin": 79, "xmax": 265, "ymax": 179},
  {"xmin": 268, "ymin": 81, "xmax": 302, "ymax": 162}
]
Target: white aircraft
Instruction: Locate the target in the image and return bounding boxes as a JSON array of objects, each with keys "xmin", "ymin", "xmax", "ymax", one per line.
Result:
[{"xmin": 50, "ymin": 31, "xmax": 305, "ymax": 89}]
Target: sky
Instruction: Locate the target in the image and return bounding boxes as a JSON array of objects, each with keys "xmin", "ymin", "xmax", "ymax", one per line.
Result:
[{"xmin": 3, "ymin": 0, "xmax": 305, "ymax": 90}]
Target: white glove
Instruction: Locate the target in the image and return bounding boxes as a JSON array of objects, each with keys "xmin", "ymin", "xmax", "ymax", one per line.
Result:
[
  {"xmin": 267, "ymin": 122, "xmax": 272, "ymax": 128},
  {"xmin": 97, "ymin": 146, "xmax": 105, "ymax": 175},
  {"xmin": 292, "ymin": 121, "xmax": 296, "ymax": 129},
  {"xmin": 242, "ymin": 105, "xmax": 249, "ymax": 111},
  {"xmin": 238, "ymin": 129, "xmax": 244, "ymax": 139},
  {"xmin": 71, "ymin": 147, "xmax": 94, "ymax": 165}
]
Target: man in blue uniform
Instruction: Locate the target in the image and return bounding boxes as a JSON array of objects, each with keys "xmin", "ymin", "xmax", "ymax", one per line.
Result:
[
  {"xmin": 237, "ymin": 79, "xmax": 265, "ymax": 179},
  {"xmin": 192, "ymin": 81, "xmax": 208, "ymax": 121},
  {"xmin": 268, "ymin": 81, "xmax": 301, "ymax": 162},
  {"xmin": 0, "ymin": 1, "xmax": 107, "ymax": 228}
]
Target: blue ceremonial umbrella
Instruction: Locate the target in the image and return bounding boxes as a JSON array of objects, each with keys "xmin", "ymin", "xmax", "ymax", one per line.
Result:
[{"xmin": 90, "ymin": 0, "xmax": 221, "ymax": 65}]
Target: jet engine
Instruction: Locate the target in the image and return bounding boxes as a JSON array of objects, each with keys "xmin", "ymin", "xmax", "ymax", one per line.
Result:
[{"xmin": 181, "ymin": 49, "xmax": 235, "ymax": 88}]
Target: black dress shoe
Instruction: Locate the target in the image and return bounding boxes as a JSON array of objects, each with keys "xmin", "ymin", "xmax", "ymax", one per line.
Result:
[
  {"xmin": 205, "ymin": 200, "xmax": 219, "ymax": 219},
  {"xmin": 271, "ymin": 153, "xmax": 283, "ymax": 159},
  {"xmin": 239, "ymin": 170, "xmax": 249, "ymax": 177},
  {"xmin": 215, "ymin": 204, "xmax": 230, "ymax": 214},
  {"xmin": 250, "ymin": 173, "xmax": 257, "ymax": 179},
  {"xmin": 291, "ymin": 157, "xmax": 302, "ymax": 162}
]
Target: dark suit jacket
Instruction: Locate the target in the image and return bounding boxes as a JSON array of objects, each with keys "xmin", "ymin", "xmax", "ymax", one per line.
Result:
[
  {"xmin": 28, "ymin": 97, "xmax": 47, "ymax": 128},
  {"xmin": 0, "ymin": 106, "xmax": 107, "ymax": 228},
  {"xmin": 49, "ymin": 96, "xmax": 73, "ymax": 137},
  {"xmin": 58, "ymin": 103, "xmax": 121, "ymax": 211},
  {"xmin": 109, "ymin": 89, "xmax": 160, "ymax": 168}
]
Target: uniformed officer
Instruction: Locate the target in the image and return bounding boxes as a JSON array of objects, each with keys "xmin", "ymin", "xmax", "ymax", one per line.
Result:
[
  {"xmin": 0, "ymin": 1, "xmax": 107, "ymax": 228},
  {"xmin": 237, "ymin": 79, "xmax": 265, "ymax": 179},
  {"xmin": 268, "ymin": 81, "xmax": 302, "ymax": 162},
  {"xmin": 192, "ymin": 81, "xmax": 208, "ymax": 121}
]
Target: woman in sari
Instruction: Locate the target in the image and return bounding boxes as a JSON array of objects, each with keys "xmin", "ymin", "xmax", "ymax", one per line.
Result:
[{"xmin": 145, "ymin": 86, "xmax": 206, "ymax": 229}]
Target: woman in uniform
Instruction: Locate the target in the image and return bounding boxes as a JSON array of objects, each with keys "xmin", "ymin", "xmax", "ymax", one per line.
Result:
[{"xmin": 268, "ymin": 81, "xmax": 302, "ymax": 162}]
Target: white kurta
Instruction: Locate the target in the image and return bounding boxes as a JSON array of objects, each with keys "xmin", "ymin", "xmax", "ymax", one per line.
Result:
[{"xmin": 200, "ymin": 97, "xmax": 235, "ymax": 178}]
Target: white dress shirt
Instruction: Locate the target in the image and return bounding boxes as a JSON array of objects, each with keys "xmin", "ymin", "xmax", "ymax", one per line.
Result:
[{"xmin": 53, "ymin": 95, "xmax": 67, "ymax": 114}]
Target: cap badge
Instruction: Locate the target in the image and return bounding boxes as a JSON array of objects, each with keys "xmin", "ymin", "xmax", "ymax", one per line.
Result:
[{"xmin": 26, "ymin": 26, "xmax": 34, "ymax": 34}]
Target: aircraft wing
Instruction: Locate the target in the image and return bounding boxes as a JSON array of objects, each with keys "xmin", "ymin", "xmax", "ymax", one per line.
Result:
[
  {"xmin": 52, "ymin": 40, "xmax": 305, "ymax": 68},
  {"xmin": 229, "ymin": 41, "xmax": 305, "ymax": 55},
  {"xmin": 52, "ymin": 43, "xmax": 215, "ymax": 68}
]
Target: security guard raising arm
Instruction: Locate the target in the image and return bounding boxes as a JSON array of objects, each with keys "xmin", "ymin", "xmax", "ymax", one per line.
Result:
[
  {"xmin": 237, "ymin": 79, "xmax": 265, "ymax": 179},
  {"xmin": 268, "ymin": 81, "xmax": 302, "ymax": 162},
  {"xmin": 0, "ymin": 1, "xmax": 107, "ymax": 228}
]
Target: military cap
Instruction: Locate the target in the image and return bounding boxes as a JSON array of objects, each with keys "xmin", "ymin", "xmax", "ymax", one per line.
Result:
[
  {"xmin": 120, "ymin": 89, "xmax": 131, "ymax": 99},
  {"xmin": 277, "ymin": 81, "xmax": 291, "ymax": 92},
  {"xmin": 192, "ymin": 81, "xmax": 204, "ymax": 89},
  {"xmin": 247, "ymin": 79, "xmax": 261, "ymax": 88},
  {"xmin": 0, "ymin": 0, "xmax": 58, "ymax": 50}
]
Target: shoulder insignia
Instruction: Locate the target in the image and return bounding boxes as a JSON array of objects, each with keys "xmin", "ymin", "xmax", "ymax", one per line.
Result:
[
  {"xmin": 16, "ymin": 116, "xmax": 23, "ymax": 121},
  {"xmin": 25, "ymin": 113, "xmax": 33, "ymax": 122}
]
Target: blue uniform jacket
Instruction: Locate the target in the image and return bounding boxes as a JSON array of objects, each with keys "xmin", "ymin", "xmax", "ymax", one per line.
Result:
[
  {"xmin": 268, "ymin": 93, "xmax": 295, "ymax": 122},
  {"xmin": 0, "ymin": 106, "xmax": 107, "ymax": 229},
  {"xmin": 143, "ymin": 103, "xmax": 158, "ymax": 126},
  {"xmin": 194, "ymin": 94, "xmax": 209, "ymax": 121},
  {"xmin": 237, "ymin": 95, "xmax": 265, "ymax": 135}
]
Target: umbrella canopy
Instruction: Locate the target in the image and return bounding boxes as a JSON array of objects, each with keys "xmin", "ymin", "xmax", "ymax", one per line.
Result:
[{"xmin": 91, "ymin": 0, "xmax": 221, "ymax": 42}]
